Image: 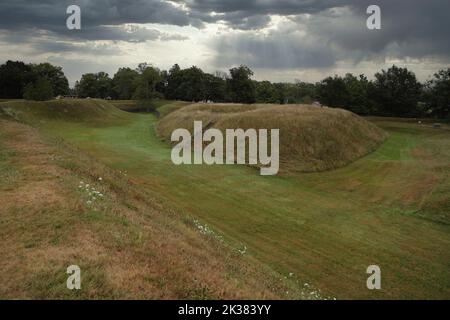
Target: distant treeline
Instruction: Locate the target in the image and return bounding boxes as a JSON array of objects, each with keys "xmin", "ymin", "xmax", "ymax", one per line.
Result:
[
  {"xmin": 1, "ymin": 60, "xmax": 449, "ymax": 119},
  {"xmin": 0, "ymin": 61, "xmax": 69, "ymax": 101}
]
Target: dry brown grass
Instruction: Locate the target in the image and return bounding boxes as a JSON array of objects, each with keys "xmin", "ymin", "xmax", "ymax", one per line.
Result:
[
  {"xmin": 157, "ymin": 103, "xmax": 388, "ymax": 174},
  {"xmin": 0, "ymin": 119, "xmax": 300, "ymax": 299}
]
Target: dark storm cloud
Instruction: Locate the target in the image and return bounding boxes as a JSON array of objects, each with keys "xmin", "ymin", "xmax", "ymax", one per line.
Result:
[
  {"xmin": 180, "ymin": 0, "xmax": 348, "ymax": 29},
  {"xmin": 213, "ymin": 13, "xmax": 272, "ymax": 31},
  {"xmin": 0, "ymin": 0, "xmax": 449, "ymax": 73},
  {"xmin": 56, "ymin": 25, "xmax": 188, "ymax": 43},
  {"xmin": 207, "ymin": 0, "xmax": 450, "ymax": 69},
  {"xmin": 181, "ymin": 0, "xmax": 347, "ymax": 16},
  {"xmin": 31, "ymin": 40, "xmax": 124, "ymax": 56},
  {"xmin": 0, "ymin": 0, "xmax": 196, "ymax": 42},
  {"xmin": 0, "ymin": 0, "xmax": 191, "ymax": 28},
  {"xmin": 182, "ymin": 0, "xmax": 450, "ymax": 54},
  {"xmin": 182, "ymin": 0, "xmax": 450, "ymax": 37},
  {"xmin": 2, "ymin": 0, "xmax": 449, "ymax": 53},
  {"xmin": 307, "ymin": 0, "xmax": 450, "ymax": 58}
]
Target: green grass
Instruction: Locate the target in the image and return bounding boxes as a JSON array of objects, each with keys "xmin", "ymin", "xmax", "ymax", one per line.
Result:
[
  {"xmin": 25, "ymin": 262, "xmax": 117, "ymax": 299},
  {"xmin": 0, "ymin": 116, "xmax": 303, "ymax": 300},
  {"xmin": 0, "ymin": 135, "xmax": 21, "ymax": 190},
  {"xmin": 157, "ymin": 101, "xmax": 191, "ymax": 117},
  {"xmin": 0, "ymin": 99, "xmax": 133, "ymax": 126},
  {"xmin": 110, "ymin": 99, "xmax": 190, "ymax": 114},
  {"xmin": 32, "ymin": 108, "xmax": 450, "ymax": 299}
]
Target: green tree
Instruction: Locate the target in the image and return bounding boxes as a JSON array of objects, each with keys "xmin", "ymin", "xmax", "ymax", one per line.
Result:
[
  {"xmin": 179, "ymin": 66, "xmax": 206, "ymax": 102},
  {"xmin": 156, "ymin": 69, "xmax": 169, "ymax": 97},
  {"xmin": 96, "ymin": 72, "xmax": 113, "ymax": 99},
  {"xmin": 0, "ymin": 60, "xmax": 35, "ymax": 99},
  {"xmin": 204, "ymin": 73, "xmax": 227, "ymax": 102},
  {"xmin": 23, "ymin": 78, "xmax": 54, "ymax": 101},
  {"xmin": 426, "ymin": 68, "xmax": 450, "ymax": 119},
  {"xmin": 317, "ymin": 75, "xmax": 350, "ymax": 108},
  {"xmin": 228, "ymin": 65, "xmax": 256, "ymax": 104},
  {"xmin": 133, "ymin": 65, "xmax": 162, "ymax": 100},
  {"xmin": 342, "ymin": 74, "xmax": 374, "ymax": 115},
  {"xmin": 75, "ymin": 72, "xmax": 113, "ymax": 98},
  {"xmin": 256, "ymin": 81, "xmax": 278, "ymax": 103},
  {"xmin": 317, "ymin": 73, "xmax": 378, "ymax": 115},
  {"xmin": 31, "ymin": 63, "xmax": 69, "ymax": 96},
  {"xmin": 166, "ymin": 66, "xmax": 206, "ymax": 102},
  {"xmin": 75, "ymin": 74, "xmax": 96, "ymax": 98},
  {"xmin": 112, "ymin": 67, "xmax": 139, "ymax": 100},
  {"xmin": 165, "ymin": 64, "xmax": 182, "ymax": 100},
  {"xmin": 372, "ymin": 65, "xmax": 422, "ymax": 117},
  {"xmin": 293, "ymin": 81, "xmax": 317, "ymax": 104}
]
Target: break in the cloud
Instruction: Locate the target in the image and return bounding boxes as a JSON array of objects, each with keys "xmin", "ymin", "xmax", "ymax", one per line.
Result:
[
  {"xmin": 212, "ymin": 1, "xmax": 450, "ymax": 70},
  {"xmin": 0, "ymin": 0, "xmax": 449, "ymax": 85}
]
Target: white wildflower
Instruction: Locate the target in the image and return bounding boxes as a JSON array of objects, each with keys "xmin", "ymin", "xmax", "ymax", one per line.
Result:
[{"xmin": 238, "ymin": 245, "xmax": 247, "ymax": 255}]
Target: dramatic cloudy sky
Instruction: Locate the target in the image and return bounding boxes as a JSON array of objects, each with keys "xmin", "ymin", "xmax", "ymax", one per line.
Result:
[{"xmin": 1, "ymin": 0, "xmax": 449, "ymax": 86}]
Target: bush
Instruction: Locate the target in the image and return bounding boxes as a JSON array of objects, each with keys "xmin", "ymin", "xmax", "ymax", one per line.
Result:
[
  {"xmin": 23, "ymin": 78, "xmax": 54, "ymax": 101},
  {"xmin": 372, "ymin": 66, "xmax": 422, "ymax": 117},
  {"xmin": 425, "ymin": 69, "xmax": 450, "ymax": 119}
]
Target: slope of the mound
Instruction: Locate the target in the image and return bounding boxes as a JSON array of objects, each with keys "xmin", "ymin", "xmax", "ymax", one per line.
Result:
[
  {"xmin": 109, "ymin": 99, "xmax": 191, "ymax": 116},
  {"xmin": 0, "ymin": 99, "xmax": 131, "ymax": 124},
  {"xmin": 0, "ymin": 118, "xmax": 300, "ymax": 299},
  {"xmin": 157, "ymin": 104, "xmax": 388, "ymax": 173}
]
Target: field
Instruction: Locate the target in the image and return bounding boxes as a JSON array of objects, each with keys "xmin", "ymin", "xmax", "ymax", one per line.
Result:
[{"xmin": 0, "ymin": 99, "xmax": 449, "ymax": 299}]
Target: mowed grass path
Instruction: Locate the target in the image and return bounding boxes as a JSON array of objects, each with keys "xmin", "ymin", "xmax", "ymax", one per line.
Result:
[{"xmin": 42, "ymin": 113, "xmax": 450, "ymax": 299}]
